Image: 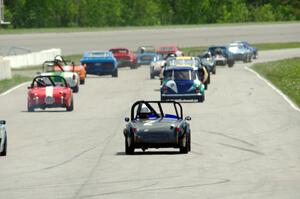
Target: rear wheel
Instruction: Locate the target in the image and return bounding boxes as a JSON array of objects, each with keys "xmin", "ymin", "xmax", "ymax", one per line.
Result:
[
  {"xmin": 212, "ymin": 66, "xmax": 216, "ymax": 75},
  {"xmin": 0, "ymin": 134, "xmax": 7, "ymax": 156},
  {"xmin": 198, "ymin": 95, "xmax": 205, "ymax": 102},
  {"xmin": 73, "ymin": 85, "xmax": 79, "ymax": 93},
  {"xmin": 27, "ymin": 103, "xmax": 34, "ymax": 112},
  {"xmin": 112, "ymin": 69, "xmax": 118, "ymax": 77},
  {"xmin": 180, "ymin": 134, "xmax": 189, "ymax": 154},
  {"xmin": 125, "ymin": 136, "xmax": 134, "ymax": 155},
  {"xmin": 66, "ymin": 98, "xmax": 74, "ymax": 112},
  {"xmin": 80, "ymin": 79, "xmax": 85, "ymax": 85}
]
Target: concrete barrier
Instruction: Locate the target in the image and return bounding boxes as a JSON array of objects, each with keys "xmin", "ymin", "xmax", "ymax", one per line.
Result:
[
  {"xmin": 3, "ymin": 48, "xmax": 61, "ymax": 69},
  {"xmin": 0, "ymin": 56, "xmax": 11, "ymax": 80}
]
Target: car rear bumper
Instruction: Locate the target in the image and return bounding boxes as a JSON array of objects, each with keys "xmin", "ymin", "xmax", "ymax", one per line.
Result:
[
  {"xmin": 161, "ymin": 93, "xmax": 203, "ymax": 100},
  {"xmin": 86, "ymin": 68, "xmax": 117, "ymax": 75},
  {"xmin": 117, "ymin": 60, "xmax": 135, "ymax": 67}
]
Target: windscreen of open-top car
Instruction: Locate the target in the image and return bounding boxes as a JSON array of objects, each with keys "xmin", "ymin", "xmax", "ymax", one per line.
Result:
[
  {"xmin": 32, "ymin": 76, "xmax": 67, "ymax": 88},
  {"xmin": 168, "ymin": 59, "xmax": 194, "ymax": 66}
]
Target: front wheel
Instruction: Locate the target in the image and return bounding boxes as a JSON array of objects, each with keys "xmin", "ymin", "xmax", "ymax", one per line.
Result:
[{"xmin": 125, "ymin": 136, "xmax": 134, "ymax": 155}]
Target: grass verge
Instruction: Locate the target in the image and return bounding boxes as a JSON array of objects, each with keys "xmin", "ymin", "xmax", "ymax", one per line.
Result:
[
  {"xmin": 0, "ymin": 75, "xmax": 31, "ymax": 95},
  {"xmin": 252, "ymin": 57, "xmax": 300, "ymax": 108}
]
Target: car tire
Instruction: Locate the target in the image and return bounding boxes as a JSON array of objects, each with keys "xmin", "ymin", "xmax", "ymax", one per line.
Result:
[
  {"xmin": 204, "ymin": 83, "xmax": 208, "ymax": 90},
  {"xmin": 112, "ymin": 69, "xmax": 118, "ymax": 77},
  {"xmin": 73, "ymin": 85, "xmax": 79, "ymax": 93},
  {"xmin": 228, "ymin": 60, "xmax": 234, "ymax": 67},
  {"xmin": 198, "ymin": 95, "xmax": 205, "ymax": 102},
  {"xmin": 187, "ymin": 131, "xmax": 191, "ymax": 152},
  {"xmin": 125, "ymin": 136, "xmax": 134, "ymax": 155},
  {"xmin": 150, "ymin": 73, "xmax": 154, "ymax": 79},
  {"xmin": 180, "ymin": 134, "xmax": 189, "ymax": 154},
  {"xmin": 0, "ymin": 134, "xmax": 7, "ymax": 156},
  {"xmin": 66, "ymin": 98, "xmax": 74, "ymax": 112},
  {"xmin": 80, "ymin": 79, "xmax": 85, "ymax": 85},
  {"xmin": 27, "ymin": 103, "xmax": 34, "ymax": 112},
  {"xmin": 212, "ymin": 66, "xmax": 216, "ymax": 75}
]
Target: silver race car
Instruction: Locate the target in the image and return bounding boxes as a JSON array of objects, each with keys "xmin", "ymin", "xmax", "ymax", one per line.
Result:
[
  {"xmin": 0, "ymin": 120, "xmax": 7, "ymax": 156},
  {"xmin": 123, "ymin": 101, "xmax": 191, "ymax": 154}
]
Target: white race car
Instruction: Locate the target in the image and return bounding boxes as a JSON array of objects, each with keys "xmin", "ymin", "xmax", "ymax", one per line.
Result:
[
  {"xmin": 41, "ymin": 61, "xmax": 80, "ymax": 93},
  {"xmin": 0, "ymin": 120, "xmax": 7, "ymax": 156}
]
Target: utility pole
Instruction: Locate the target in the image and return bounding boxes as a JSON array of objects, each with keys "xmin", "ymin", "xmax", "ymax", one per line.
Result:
[{"xmin": 0, "ymin": 0, "xmax": 10, "ymax": 25}]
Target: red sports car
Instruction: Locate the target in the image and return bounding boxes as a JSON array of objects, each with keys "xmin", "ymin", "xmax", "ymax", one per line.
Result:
[
  {"xmin": 156, "ymin": 45, "xmax": 183, "ymax": 59},
  {"xmin": 109, "ymin": 48, "xmax": 137, "ymax": 69},
  {"xmin": 27, "ymin": 75, "xmax": 74, "ymax": 112}
]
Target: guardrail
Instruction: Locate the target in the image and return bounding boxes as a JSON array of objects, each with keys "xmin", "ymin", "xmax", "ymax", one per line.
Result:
[
  {"xmin": 0, "ymin": 56, "xmax": 11, "ymax": 80},
  {"xmin": 3, "ymin": 48, "xmax": 61, "ymax": 69}
]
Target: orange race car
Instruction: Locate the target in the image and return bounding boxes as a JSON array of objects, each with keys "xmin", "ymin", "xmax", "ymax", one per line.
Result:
[{"xmin": 54, "ymin": 55, "xmax": 86, "ymax": 85}]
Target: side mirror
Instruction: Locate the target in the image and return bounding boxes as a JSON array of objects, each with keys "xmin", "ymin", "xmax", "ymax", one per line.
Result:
[
  {"xmin": 124, "ymin": 117, "xmax": 130, "ymax": 122},
  {"xmin": 0, "ymin": 120, "xmax": 6, "ymax": 125},
  {"xmin": 185, "ymin": 116, "xmax": 191, "ymax": 121}
]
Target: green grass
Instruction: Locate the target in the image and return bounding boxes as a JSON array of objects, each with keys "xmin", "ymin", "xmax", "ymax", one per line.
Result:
[
  {"xmin": 252, "ymin": 57, "xmax": 300, "ymax": 107},
  {"xmin": 0, "ymin": 21, "xmax": 298, "ymax": 35},
  {"xmin": 0, "ymin": 75, "xmax": 31, "ymax": 94}
]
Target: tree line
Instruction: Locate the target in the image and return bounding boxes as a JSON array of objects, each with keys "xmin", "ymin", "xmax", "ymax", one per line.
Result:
[{"xmin": 3, "ymin": 0, "xmax": 300, "ymax": 28}]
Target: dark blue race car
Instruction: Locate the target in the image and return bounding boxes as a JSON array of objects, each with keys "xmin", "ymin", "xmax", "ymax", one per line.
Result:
[{"xmin": 80, "ymin": 51, "xmax": 118, "ymax": 77}]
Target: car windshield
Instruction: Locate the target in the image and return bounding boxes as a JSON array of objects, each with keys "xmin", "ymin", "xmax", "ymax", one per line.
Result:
[
  {"xmin": 138, "ymin": 46, "xmax": 155, "ymax": 53},
  {"xmin": 174, "ymin": 70, "xmax": 191, "ymax": 80},
  {"xmin": 168, "ymin": 59, "xmax": 194, "ymax": 66},
  {"xmin": 90, "ymin": 52, "xmax": 109, "ymax": 58}
]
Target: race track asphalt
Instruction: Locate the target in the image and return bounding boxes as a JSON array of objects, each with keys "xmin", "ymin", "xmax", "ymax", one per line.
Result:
[
  {"xmin": 0, "ymin": 23, "xmax": 300, "ymax": 55},
  {"xmin": 0, "ymin": 47, "xmax": 300, "ymax": 199}
]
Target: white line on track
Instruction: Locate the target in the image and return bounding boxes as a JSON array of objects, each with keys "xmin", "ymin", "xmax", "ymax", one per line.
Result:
[
  {"xmin": 245, "ymin": 66, "xmax": 300, "ymax": 112},
  {"xmin": 0, "ymin": 81, "xmax": 30, "ymax": 97}
]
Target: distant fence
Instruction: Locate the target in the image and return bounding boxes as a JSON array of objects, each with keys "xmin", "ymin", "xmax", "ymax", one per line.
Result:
[
  {"xmin": 3, "ymin": 48, "xmax": 61, "ymax": 69},
  {"xmin": 0, "ymin": 56, "xmax": 11, "ymax": 80}
]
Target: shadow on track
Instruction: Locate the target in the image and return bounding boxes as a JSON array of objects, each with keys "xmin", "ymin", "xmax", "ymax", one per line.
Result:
[{"xmin": 116, "ymin": 151, "xmax": 182, "ymax": 156}]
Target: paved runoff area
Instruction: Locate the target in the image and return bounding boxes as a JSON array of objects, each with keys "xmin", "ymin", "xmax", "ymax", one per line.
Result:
[{"xmin": 0, "ymin": 23, "xmax": 300, "ymax": 55}]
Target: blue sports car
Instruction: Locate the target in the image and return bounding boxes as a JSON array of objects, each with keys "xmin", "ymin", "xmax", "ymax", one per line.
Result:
[
  {"xmin": 234, "ymin": 41, "xmax": 258, "ymax": 59},
  {"xmin": 137, "ymin": 53, "xmax": 162, "ymax": 66},
  {"xmin": 80, "ymin": 51, "xmax": 118, "ymax": 77},
  {"xmin": 228, "ymin": 42, "xmax": 253, "ymax": 63}
]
